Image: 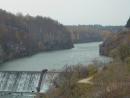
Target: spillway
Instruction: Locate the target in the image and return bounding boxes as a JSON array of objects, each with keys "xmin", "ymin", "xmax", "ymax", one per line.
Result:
[{"xmin": 0, "ymin": 70, "xmax": 50, "ymax": 98}]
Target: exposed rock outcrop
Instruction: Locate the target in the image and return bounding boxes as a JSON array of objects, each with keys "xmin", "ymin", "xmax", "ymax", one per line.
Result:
[
  {"xmin": 66, "ymin": 25, "xmax": 124, "ymax": 43},
  {"xmin": 0, "ymin": 9, "xmax": 73, "ymax": 62},
  {"xmin": 100, "ymin": 30, "xmax": 130, "ymax": 56}
]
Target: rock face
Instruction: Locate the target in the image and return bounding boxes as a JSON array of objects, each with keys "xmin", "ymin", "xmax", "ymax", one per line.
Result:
[
  {"xmin": 0, "ymin": 9, "xmax": 73, "ymax": 62},
  {"xmin": 100, "ymin": 30, "xmax": 130, "ymax": 56},
  {"xmin": 100, "ymin": 18, "xmax": 130, "ymax": 56},
  {"xmin": 66, "ymin": 25, "xmax": 124, "ymax": 43}
]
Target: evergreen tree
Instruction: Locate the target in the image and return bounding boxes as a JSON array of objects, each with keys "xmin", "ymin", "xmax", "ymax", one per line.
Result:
[{"xmin": 126, "ymin": 17, "xmax": 130, "ymax": 28}]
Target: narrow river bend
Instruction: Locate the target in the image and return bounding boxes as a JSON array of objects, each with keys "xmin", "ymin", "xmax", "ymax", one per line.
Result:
[{"xmin": 0, "ymin": 42, "xmax": 108, "ymax": 71}]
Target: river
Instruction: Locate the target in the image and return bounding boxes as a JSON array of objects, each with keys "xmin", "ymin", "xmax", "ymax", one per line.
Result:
[{"xmin": 0, "ymin": 42, "xmax": 108, "ymax": 71}]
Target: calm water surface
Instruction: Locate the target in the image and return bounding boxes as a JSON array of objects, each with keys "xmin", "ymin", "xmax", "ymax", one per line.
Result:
[{"xmin": 0, "ymin": 42, "xmax": 108, "ymax": 71}]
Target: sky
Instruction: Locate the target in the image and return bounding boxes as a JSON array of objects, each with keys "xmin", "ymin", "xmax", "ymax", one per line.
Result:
[{"xmin": 0, "ymin": 0, "xmax": 130, "ymax": 26}]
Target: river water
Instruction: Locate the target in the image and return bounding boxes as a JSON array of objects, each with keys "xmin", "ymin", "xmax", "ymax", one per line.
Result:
[{"xmin": 0, "ymin": 42, "xmax": 108, "ymax": 71}]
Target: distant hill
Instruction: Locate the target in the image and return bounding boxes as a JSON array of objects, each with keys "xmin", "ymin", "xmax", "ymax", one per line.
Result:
[
  {"xmin": 0, "ymin": 9, "xmax": 73, "ymax": 62},
  {"xmin": 66, "ymin": 25, "xmax": 124, "ymax": 43}
]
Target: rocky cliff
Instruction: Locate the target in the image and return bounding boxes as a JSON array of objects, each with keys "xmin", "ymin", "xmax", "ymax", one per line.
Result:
[
  {"xmin": 100, "ymin": 18, "xmax": 130, "ymax": 56},
  {"xmin": 100, "ymin": 30, "xmax": 130, "ymax": 56},
  {"xmin": 66, "ymin": 25, "xmax": 124, "ymax": 43},
  {"xmin": 0, "ymin": 9, "xmax": 73, "ymax": 62}
]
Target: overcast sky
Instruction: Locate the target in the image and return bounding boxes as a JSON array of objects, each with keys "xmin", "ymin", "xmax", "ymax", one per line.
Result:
[{"xmin": 0, "ymin": 0, "xmax": 130, "ymax": 25}]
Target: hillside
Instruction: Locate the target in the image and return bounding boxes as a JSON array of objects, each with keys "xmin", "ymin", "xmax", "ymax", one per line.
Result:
[
  {"xmin": 0, "ymin": 9, "xmax": 73, "ymax": 63},
  {"xmin": 66, "ymin": 25, "xmax": 124, "ymax": 43},
  {"xmin": 100, "ymin": 30, "xmax": 130, "ymax": 56}
]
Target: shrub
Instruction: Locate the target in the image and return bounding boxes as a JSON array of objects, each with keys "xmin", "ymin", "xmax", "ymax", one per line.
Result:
[
  {"xmin": 87, "ymin": 64, "xmax": 98, "ymax": 76},
  {"xmin": 125, "ymin": 57, "xmax": 130, "ymax": 64},
  {"xmin": 46, "ymin": 65, "xmax": 93, "ymax": 98},
  {"xmin": 110, "ymin": 44, "xmax": 130, "ymax": 61}
]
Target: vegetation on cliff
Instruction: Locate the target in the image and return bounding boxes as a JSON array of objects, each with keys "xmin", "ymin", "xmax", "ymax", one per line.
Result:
[
  {"xmin": 66, "ymin": 25, "xmax": 124, "ymax": 43},
  {"xmin": 0, "ymin": 9, "xmax": 73, "ymax": 62},
  {"xmin": 100, "ymin": 17, "xmax": 130, "ymax": 57},
  {"xmin": 100, "ymin": 30, "xmax": 130, "ymax": 57}
]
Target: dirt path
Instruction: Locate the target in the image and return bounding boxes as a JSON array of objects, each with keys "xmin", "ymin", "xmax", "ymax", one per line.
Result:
[{"xmin": 78, "ymin": 76, "xmax": 94, "ymax": 84}]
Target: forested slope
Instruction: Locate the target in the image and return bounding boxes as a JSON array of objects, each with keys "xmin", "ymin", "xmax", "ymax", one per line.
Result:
[
  {"xmin": 66, "ymin": 25, "xmax": 124, "ymax": 43},
  {"xmin": 0, "ymin": 9, "xmax": 73, "ymax": 62}
]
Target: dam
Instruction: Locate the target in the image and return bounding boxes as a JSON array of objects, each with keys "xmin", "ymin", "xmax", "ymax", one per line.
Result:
[{"xmin": 0, "ymin": 70, "xmax": 57, "ymax": 98}]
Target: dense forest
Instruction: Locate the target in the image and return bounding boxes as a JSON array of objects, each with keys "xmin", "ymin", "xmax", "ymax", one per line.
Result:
[
  {"xmin": 0, "ymin": 9, "xmax": 73, "ymax": 63},
  {"xmin": 66, "ymin": 25, "xmax": 124, "ymax": 43}
]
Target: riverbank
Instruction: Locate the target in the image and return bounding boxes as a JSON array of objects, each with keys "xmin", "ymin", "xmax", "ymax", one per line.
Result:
[
  {"xmin": 0, "ymin": 42, "xmax": 109, "ymax": 71},
  {"xmin": 45, "ymin": 58, "xmax": 130, "ymax": 98}
]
